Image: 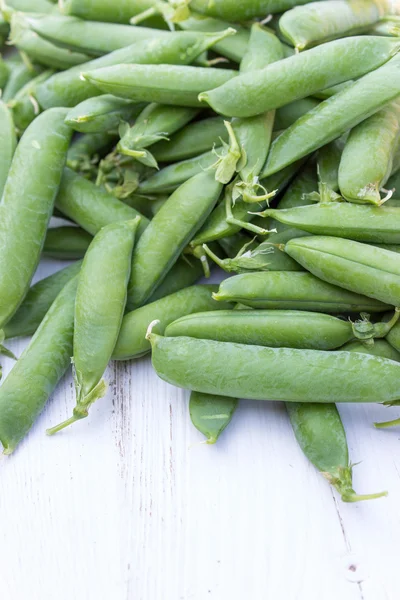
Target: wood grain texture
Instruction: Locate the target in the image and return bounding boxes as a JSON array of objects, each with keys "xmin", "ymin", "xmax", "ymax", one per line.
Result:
[{"xmin": 0, "ymin": 258, "xmax": 399, "ymax": 600}]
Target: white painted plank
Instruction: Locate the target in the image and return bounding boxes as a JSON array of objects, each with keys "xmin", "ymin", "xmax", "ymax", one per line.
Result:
[{"xmin": 0, "ymin": 259, "xmax": 399, "ymax": 600}]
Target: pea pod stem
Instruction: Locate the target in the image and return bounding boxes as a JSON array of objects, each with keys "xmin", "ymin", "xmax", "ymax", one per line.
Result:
[
  {"xmin": 323, "ymin": 466, "xmax": 387, "ymax": 503},
  {"xmin": 375, "ymin": 417, "xmax": 400, "ymax": 429}
]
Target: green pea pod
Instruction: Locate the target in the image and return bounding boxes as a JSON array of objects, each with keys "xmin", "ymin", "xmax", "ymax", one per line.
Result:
[
  {"xmin": 9, "ymin": 12, "xmax": 90, "ymax": 71},
  {"xmin": 0, "ymin": 108, "xmax": 72, "ymax": 334},
  {"xmin": 43, "ymin": 227, "xmax": 92, "ymax": 260},
  {"xmin": 55, "ymin": 168, "xmax": 149, "ymax": 237},
  {"xmin": 4, "ymin": 261, "xmax": 82, "ymax": 340},
  {"xmin": 338, "ymin": 99, "xmax": 400, "ymax": 205},
  {"xmin": 313, "ymin": 81, "xmax": 354, "ymax": 100},
  {"xmin": 213, "ymin": 271, "xmax": 390, "ymax": 312},
  {"xmin": 285, "ymin": 236, "xmax": 400, "ymax": 306},
  {"xmin": 113, "ymin": 284, "xmax": 232, "ymax": 360},
  {"xmin": 0, "ymin": 276, "xmax": 78, "ymax": 455},
  {"xmin": 83, "ymin": 63, "xmax": 237, "ymax": 108},
  {"xmin": 60, "ymin": 0, "xmax": 168, "ymax": 23},
  {"xmin": 189, "ymin": 391, "xmax": 238, "ymax": 444},
  {"xmin": 2, "ymin": 56, "xmax": 39, "ymax": 102},
  {"xmin": 66, "ymin": 131, "xmax": 116, "ymax": 175},
  {"xmin": 147, "ymin": 329, "xmax": 400, "ymax": 403},
  {"xmin": 189, "ymin": 0, "xmax": 319, "ymax": 20},
  {"xmin": 263, "ymin": 203, "xmax": 400, "ymax": 243},
  {"xmin": 65, "ymin": 95, "xmax": 144, "ymax": 134},
  {"xmin": 152, "ymin": 116, "xmax": 228, "ymax": 163},
  {"xmin": 264, "ymin": 55, "xmax": 400, "ymax": 176},
  {"xmin": 8, "ymin": 69, "xmax": 54, "ymax": 132},
  {"xmin": 0, "ymin": 102, "xmax": 17, "ymax": 197},
  {"xmin": 146, "ymin": 255, "xmax": 204, "ymax": 303},
  {"xmin": 274, "ymin": 97, "xmax": 320, "ymax": 130},
  {"xmin": 127, "ymin": 170, "xmax": 223, "ymax": 309},
  {"xmin": 26, "ymin": 14, "xmax": 171, "ymax": 56},
  {"xmin": 48, "ymin": 218, "xmax": 140, "ymax": 435},
  {"xmin": 179, "ymin": 14, "xmax": 249, "ymax": 63},
  {"xmin": 191, "ymin": 159, "xmax": 306, "ymax": 245},
  {"xmin": 199, "ymin": 37, "xmax": 400, "ymax": 118},
  {"xmin": 36, "ymin": 30, "xmax": 235, "ymax": 109},
  {"xmin": 279, "ymin": 0, "xmax": 390, "ymax": 51},
  {"xmin": 287, "ymin": 402, "xmax": 387, "ymax": 502},
  {"xmin": 0, "ymin": 55, "xmax": 10, "ymax": 90},
  {"xmin": 311, "ymin": 137, "xmax": 345, "ymax": 203},
  {"xmin": 139, "ymin": 148, "xmax": 218, "ymax": 194},
  {"xmin": 117, "ymin": 104, "xmax": 200, "ymax": 168},
  {"xmin": 165, "ymin": 309, "xmax": 397, "ymax": 348}
]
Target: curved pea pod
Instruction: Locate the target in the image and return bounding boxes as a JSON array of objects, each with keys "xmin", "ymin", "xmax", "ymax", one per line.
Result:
[
  {"xmin": 147, "ymin": 330, "xmax": 400, "ymax": 404},
  {"xmin": 189, "ymin": 391, "xmax": 238, "ymax": 444},
  {"xmin": 190, "ymin": 0, "xmax": 320, "ymax": 20},
  {"xmin": 286, "ymin": 236, "xmax": 400, "ymax": 306},
  {"xmin": 43, "ymin": 227, "xmax": 92, "ymax": 260},
  {"xmin": 25, "ymin": 14, "xmax": 170, "ymax": 56},
  {"xmin": 287, "ymin": 402, "xmax": 386, "ymax": 502},
  {"xmin": 65, "ymin": 95, "xmax": 144, "ymax": 134},
  {"xmin": 8, "ymin": 69, "xmax": 54, "ymax": 132},
  {"xmin": 338, "ymin": 99, "xmax": 400, "ymax": 205},
  {"xmin": 279, "ymin": 0, "xmax": 389, "ymax": 51},
  {"xmin": 165, "ymin": 308, "xmax": 397, "ymax": 348},
  {"xmin": 4, "ymin": 261, "xmax": 82, "ymax": 340},
  {"xmin": 274, "ymin": 97, "xmax": 320, "ymax": 130},
  {"xmin": 36, "ymin": 30, "xmax": 235, "ymax": 109},
  {"xmin": 9, "ymin": 12, "xmax": 90, "ymax": 71},
  {"xmin": 113, "ymin": 284, "xmax": 232, "ymax": 360},
  {"xmin": 199, "ymin": 37, "xmax": 400, "ymax": 118},
  {"xmin": 152, "ymin": 116, "xmax": 228, "ymax": 163},
  {"xmin": 0, "ymin": 276, "xmax": 78, "ymax": 454},
  {"xmin": 83, "ymin": 63, "xmax": 237, "ymax": 108},
  {"xmin": 55, "ymin": 168, "xmax": 149, "ymax": 237},
  {"xmin": 48, "ymin": 218, "xmax": 140, "ymax": 435},
  {"xmin": 117, "ymin": 104, "xmax": 199, "ymax": 168},
  {"xmin": 0, "ymin": 102, "xmax": 17, "ymax": 197},
  {"xmin": 0, "ymin": 108, "xmax": 72, "ymax": 334},
  {"xmin": 127, "ymin": 170, "xmax": 223, "ymax": 309},
  {"xmin": 60, "ymin": 0, "xmax": 167, "ymax": 23},
  {"xmin": 213, "ymin": 271, "xmax": 390, "ymax": 312},
  {"xmin": 264, "ymin": 55, "xmax": 400, "ymax": 176},
  {"xmin": 2, "ymin": 56, "xmax": 39, "ymax": 103},
  {"xmin": 264, "ymin": 203, "xmax": 400, "ymax": 243},
  {"xmin": 139, "ymin": 148, "xmax": 218, "ymax": 194},
  {"xmin": 179, "ymin": 14, "xmax": 249, "ymax": 63}
]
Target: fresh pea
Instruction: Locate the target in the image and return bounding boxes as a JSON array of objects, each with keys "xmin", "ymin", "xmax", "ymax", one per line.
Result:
[
  {"xmin": 139, "ymin": 148, "xmax": 218, "ymax": 195},
  {"xmin": 199, "ymin": 37, "xmax": 400, "ymax": 118},
  {"xmin": 264, "ymin": 55, "xmax": 400, "ymax": 176},
  {"xmin": 26, "ymin": 14, "xmax": 170, "ymax": 56},
  {"xmin": 127, "ymin": 170, "xmax": 223, "ymax": 309},
  {"xmin": 0, "ymin": 276, "xmax": 78, "ymax": 455},
  {"xmin": 213, "ymin": 271, "xmax": 390, "ymax": 312},
  {"xmin": 36, "ymin": 30, "xmax": 234, "ymax": 109},
  {"xmin": 285, "ymin": 236, "xmax": 400, "ymax": 306},
  {"xmin": 9, "ymin": 12, "xmax": 90, "ymax": 71},
  {"xmin": 55, "ymin": 168, "xmax": 149, "ymax": 237},
  {"xmin": 263, "ymin": 203, "xmax": 400, "ymax": 243},
  {"xmin": 83, "ymin": 62, "xmax": 237, "ymax": 108},
  {"xmin": 65, "ymin": 95, "xmax": 144, "ymax": 134},
  {"xmin": 113, "ymin": 284, "xmax": 232, "ymax": 360},
  {"xmin": 287, "ymin": 401, "xmax": 387, "ymax": 502},
  {"xmin": 8, "ymin": 69, "xmax": 54, "ymax": 133},
  {"xmin": 4, "ymin": 262, "xmax": 82, "ymax": 340},
  {"xmin": 0, "ymin": 108, "xmax": 72, "ymax": 334},
  {"xmin": 338, "ymin": 99, "xmax": 400, "ymax": 205},
  {"xmin": 179, "ymin": 14, "xmax": 250, "ymax": 63},
  {"xmin": 43, "ymin": 227, "xmax": 92, "ymax": 260},
  {"xmin": 152, "ymin": 116, "xmax": 228, "ymax": 163},
  {"xmin": 0, "ymin": 102, "xmax": 17, "ymax": 197},
  {"xmin": 189, "ymin": 391, "xmax": 238, "ymax": 444},
  {"xmin": 274, "ymin": 97, "xmax": 320, "ymax": 130},
  {"xmin": 117, "ymin": 104, "xmax": 200, "ymax": 168},
  {"xmin": 48, "ymin": 218, "xmax": 140, "ymax": 435},
  {"xmin": 165, "ymin": 309, "xmax": 396, "ymax": 348},
  {"xmin": 147, "ymin": 330, "xmax": 400, "ymax": 404},
  {"xmin": 279, "ymin": 0, "xmax": 389, "ymax": 51}
]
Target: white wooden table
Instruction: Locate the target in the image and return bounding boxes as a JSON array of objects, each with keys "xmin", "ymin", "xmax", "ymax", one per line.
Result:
[{"xmin": 0, "ymin": 258, "xmax": 399, "ymax": 600}]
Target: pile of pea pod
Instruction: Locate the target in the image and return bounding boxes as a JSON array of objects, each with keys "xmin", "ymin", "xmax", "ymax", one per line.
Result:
[{"xmin": 2, "ymin": 0, "xmax": 400, "ymax": 503}]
